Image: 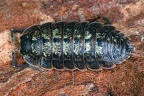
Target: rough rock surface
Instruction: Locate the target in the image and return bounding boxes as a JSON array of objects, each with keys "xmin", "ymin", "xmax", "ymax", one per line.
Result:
[{"xmin": 0, "ymin": 0, "xmax": 143, "ymax": 96}]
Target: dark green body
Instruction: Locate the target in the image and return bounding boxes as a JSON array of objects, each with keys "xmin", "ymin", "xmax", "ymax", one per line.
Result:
[{"xmin": 20, "ymin": 22, "xmax": 133, "ymax": 70}]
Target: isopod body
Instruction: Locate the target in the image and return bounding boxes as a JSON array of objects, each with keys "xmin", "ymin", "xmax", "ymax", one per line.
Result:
[{"xmin": 19, "ymin": 21, "xmax": 133, "ymax": 70}]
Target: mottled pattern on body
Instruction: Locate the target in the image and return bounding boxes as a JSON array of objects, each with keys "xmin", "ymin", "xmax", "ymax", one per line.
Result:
[{"xmin": 20, "ymin": 21, "xmax": 133, "ymax": 70}]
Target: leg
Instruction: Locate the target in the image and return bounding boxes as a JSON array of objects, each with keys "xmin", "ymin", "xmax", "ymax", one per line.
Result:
[
  {"xmin": 10, "ymin": 28, "xmax": 29, "ymax": 69},
  {"xmin": 89, "ymin": 16, "xmax": 112, "ymax": 25},
  {"xmin": 71, "ymin": 70, "xmax": 75, "ymax": 85}
]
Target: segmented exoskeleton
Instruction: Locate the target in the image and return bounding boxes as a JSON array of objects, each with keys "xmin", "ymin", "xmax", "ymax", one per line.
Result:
[{"xmin": 11, "ymin": 21, "xmax": 133, "ymax": 71}]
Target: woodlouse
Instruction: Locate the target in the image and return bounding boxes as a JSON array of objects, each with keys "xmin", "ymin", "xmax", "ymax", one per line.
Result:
[{"xmin": 10, "ymin": 21, "xmax": 133, "ymax": 71}]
